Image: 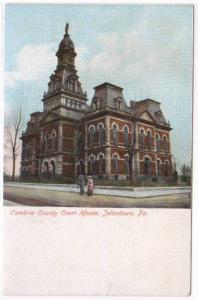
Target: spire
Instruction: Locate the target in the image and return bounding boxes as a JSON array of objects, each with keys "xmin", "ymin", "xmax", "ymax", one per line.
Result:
[{"xmin": 65, "ymin": 23, "xmax": 69, "ymax": 35}]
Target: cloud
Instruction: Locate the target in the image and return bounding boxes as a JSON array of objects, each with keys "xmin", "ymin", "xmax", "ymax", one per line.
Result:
[
  {"xmin": 75, "ymin": 9, "xmax": 192, "ymax": 102},
  {"xmin": 5, "ymin": 43, "xmax": 57, "ymax": 88}
]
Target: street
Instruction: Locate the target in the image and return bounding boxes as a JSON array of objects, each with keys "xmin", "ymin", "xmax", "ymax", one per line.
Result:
[{"xmin": 4, "ymin": 183, "xmax": 191, "ymax": 208}]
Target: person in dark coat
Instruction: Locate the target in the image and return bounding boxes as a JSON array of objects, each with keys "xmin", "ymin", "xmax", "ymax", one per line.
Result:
[{"xmin": 78, "ymin": 174, "xmax": 85, "ymax": 195}]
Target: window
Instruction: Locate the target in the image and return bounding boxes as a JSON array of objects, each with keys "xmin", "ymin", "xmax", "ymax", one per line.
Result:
[
  {"xmin": 52, "ymin": 131, "xmax": 56, "ymax": 152},
  {"xmin": 112, "ymin": 154, "xmax": 118, "ymax": 172},
  {"xmin": 140, "ymin": 129, "xmax": 144, "ymax": 148},
  {"xmin": 124, "ymin": 126, "xmax": 129, "ymax": 146},
  {"xmin": 147, "ymin": 130, "xmax": 151, "ymax": 148},
  {"xmin": 97, "ymin": 99, "xmax": 102, "ymax": 109},
  {"xmin": 89, "ymin": 156, "xmax": 95, "ymax": 174},
  {"xmin": 44, "ymin": 133, "xmax": 49, "ymax": 153},
  {"xmin": 112, "ymin": 124, "xmax": 118, "ymax": 146},
  {"xmin": 99, "ymin": 124, "xmax": 105, "ymax": 146},
  {"xmin": 44, "ymin": 161, "xmax": 49, "ymax": 173},
  {"xmin": 157, "ymin": 160, "xmax": 160, "ymax": 176},
  {"xmin": 99, "ymin": 154, "xmax": 105, "ymax": 173},
  {"xmin": 90, "ymin": 127, "xmax": 95, "ymax": 148},
  {"xmin": 125, "ymin": 156, "xmax": 129, "ymax": 173},
  {"xmin": 164, "ymin": 136, "xmax": 167, "ymax": 153},
  {"xmin": 156, "ymin": 134, "xmax": 160, "ymax": 152},
  {"xmin": 144, "ymin": 157, "xmax": 151, "ymax": 176},
  {"xmin": 50, "ymin": 161, "xmax": 56, "ymax": 176},
  {"xmin": 114, "ymin": 99, "xmax": 121, "ymax": 110}
]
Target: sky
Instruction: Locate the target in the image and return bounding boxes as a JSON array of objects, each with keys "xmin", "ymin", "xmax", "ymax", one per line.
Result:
[{"xmin": 4, "ymin": 4, "xmax": 193, "ymax": 172}]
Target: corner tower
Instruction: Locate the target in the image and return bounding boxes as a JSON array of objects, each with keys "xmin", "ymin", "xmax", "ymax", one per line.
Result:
[{"xmin": 42, "ymin": 23, "xmax": 88, "ymax": 120}]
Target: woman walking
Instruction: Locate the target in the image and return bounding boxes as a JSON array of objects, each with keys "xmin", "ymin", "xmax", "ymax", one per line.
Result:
[{"xmin": 87, "ymin": 176, "xmax": 95, "ymax": 196}]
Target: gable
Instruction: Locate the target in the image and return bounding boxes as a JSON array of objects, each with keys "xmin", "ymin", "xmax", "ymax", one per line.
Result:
[{"xmin": 138, "ymin": 111, "xmax": 155, "ymax": 122}]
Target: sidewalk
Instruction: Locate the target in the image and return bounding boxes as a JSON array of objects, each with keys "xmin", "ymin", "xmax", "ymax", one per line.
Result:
[{"xmin": 4, "ymin": 182, "xmax": 191, "ymax": 199}]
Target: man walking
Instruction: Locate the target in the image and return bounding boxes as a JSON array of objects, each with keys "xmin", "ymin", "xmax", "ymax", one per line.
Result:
[{"xmin": 78, "ymin": 174, "xmax": 85, "ymax": 195}]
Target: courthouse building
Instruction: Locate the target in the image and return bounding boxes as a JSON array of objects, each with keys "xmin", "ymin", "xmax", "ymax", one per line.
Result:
[{"xmin": 21, "ymin": 24, "xmax": 173, "ymax": 180}]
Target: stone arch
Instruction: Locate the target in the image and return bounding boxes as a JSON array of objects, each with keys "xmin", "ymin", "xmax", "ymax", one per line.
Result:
[
  {"xmin": 111, "ymin": 122, "xmax": 119, "ymax": 130},
  {"xmin": 88, "ymin": 124, "xmax": 96, "ymax": 131},
  {"xmin": 97, "ymin": 122, "xmax": 105, "ymax": 129},
  {"xmin": 122, "ymin": 124, "xmax": 130, "ymax": 131}
]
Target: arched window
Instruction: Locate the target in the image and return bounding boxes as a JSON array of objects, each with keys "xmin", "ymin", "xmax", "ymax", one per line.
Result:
[
  {"xmin": 90, "ymin": 127, "xmax": 95, "ymax": 148},
  {"xmin": 157, "ymin": 159, "xmax": 160, "ymax": 176},
  {"xmin": 52, "ymin": 131, "xmax": 56, "ymax": 152},
  {"xmin": 124, "ymin": 155, "xmax": 129, "ymax": 173},
  {"xmin": 144, "ymin": 157, "xmax": 151, "ymax": 176},
  {"xmin": 156, "ymin": 134, "xmax": 160, "ymax": 152},
  {"xmin": 140, "ymin": 129, "xmax": 144, "ymax": 148},
  {"xmin": 165, "ymin": 161, "xmax": 169, "ymax": 176},
  {"xmin": 124, "ymin": 126, "xmax": 129, "ymax": 146},
  {"xmin": 164, "ymin": 136, "xmax": 167, "ymax": 153},
  {"xmin": 50, "ymin": 161, "xmax": 56, "ymax": 176},
  {"xmin": 112, "ymin": 124, "xmax": 118, "ymax": 146},
  {"xmin": 44, "ymin": 133, "xmax": 49, "ymax": 153},
  {"xmin": 147, "ymin": 130, "xmax": 151, "ymax": 147},
  {"xmin": 99, "ymin": 154, "xmax": 105, "ymax": 173},
  {"xmin": 89, "ymin": 156, "xmax": 95, "ymax": 174},
  {"xmin": 44, "ymin": 161, "xmax": 49, "ymax": 173},
  {"xmin": 112, "ymin": 154, "xmax": 118, "ymax": 172},
  {"xmin": 98, "ymin": 124, "xmax": 105, "ymax": 146}
]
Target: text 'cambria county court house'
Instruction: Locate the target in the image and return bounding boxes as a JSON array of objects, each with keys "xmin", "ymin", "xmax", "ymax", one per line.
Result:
[{"xmin": 21, "ymin": 24, "xmax": 173, "ymax": 181}]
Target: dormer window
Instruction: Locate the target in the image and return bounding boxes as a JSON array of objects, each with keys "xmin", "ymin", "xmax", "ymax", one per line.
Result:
[
  {"xmin": 114, "ymin": 97, "xmax": 122, "ymax": 110},
  {"xmin": 93, "ymin": 97, "xmax": 102, "ymax": 110}
]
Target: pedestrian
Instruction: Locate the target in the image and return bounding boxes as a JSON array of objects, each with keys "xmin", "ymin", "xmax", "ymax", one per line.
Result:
[
  {"xmin": 87, "ymin": 176, "xmax": 95, "ymax": 196},
  {"xmin": 78, "ymin": 174, "xmax": 85, "ymax": 195}
]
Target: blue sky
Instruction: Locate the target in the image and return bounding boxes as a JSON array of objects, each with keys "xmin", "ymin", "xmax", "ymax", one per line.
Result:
[{"xmin": 5, "ymin": 4, "xmax": 193, "ymax": 169}]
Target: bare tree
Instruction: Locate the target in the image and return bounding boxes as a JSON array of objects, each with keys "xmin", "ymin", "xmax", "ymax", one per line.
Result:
[
  {"xmin": 127, "ymin": 122, "xmax": 137, "ymax": 185},
  {"xmin": 72, "ymin": 123, "xmax": 85, "ymax": 180},
  {"xmin": 180, "ymin": 163, "xmax": 191, "ymax": 185},
  {"xmin": 5, "ymin": 108, "xmax": 23, "ymax": 181},
  {"xmin": 115, "ymin": 121, "xmax": 137, "ymax": 185}
]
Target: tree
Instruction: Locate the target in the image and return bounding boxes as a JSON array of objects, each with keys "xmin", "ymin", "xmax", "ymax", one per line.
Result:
[
  {"xmin": 116, "ymin": 121, "xmax": 137, "ymax": 185},
  {"xmin": 180, "ymin": 164, "xmax": 191, "ymax": 185},
  {"xmin": 72, "ymin": 123, "xmax": 85, "ymax": 180},
  {"xmin": 5, "ymin": 108, "xmax": 23, "ymax": 181},
  {"xmin": 127, "ymin": 122, "xmax": 137, "ymax": 185}
]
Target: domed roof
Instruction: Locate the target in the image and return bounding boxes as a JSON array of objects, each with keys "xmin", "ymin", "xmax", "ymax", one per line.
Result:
[{"xmin": 58, "ymin": 23, "xmax": 74, "ymax": 50}]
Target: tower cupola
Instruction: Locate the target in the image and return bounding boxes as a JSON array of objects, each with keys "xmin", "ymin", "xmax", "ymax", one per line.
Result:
[{"xmin": 56, "ymin": 23, "xmax": 76, "ymax": 68}]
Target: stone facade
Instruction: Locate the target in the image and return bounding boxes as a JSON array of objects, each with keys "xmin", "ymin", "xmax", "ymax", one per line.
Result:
[{"xmin": 21, "ymin": 24, "xmax": 173, "ymax": 181}]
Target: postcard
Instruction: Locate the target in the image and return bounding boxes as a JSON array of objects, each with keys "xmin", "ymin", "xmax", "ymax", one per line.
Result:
[{"xmin": 2, "ymin": 3, "xmax": 193, "ymax": 296}]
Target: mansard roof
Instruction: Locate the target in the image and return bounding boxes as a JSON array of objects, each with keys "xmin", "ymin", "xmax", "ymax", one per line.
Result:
[
  {"xmin": 89, "ymin": 82, "xmax": 129, "ymax": 113},
  {"xmin": 134, "ymin": 98, "xmax": 170, "ymax": 127}
]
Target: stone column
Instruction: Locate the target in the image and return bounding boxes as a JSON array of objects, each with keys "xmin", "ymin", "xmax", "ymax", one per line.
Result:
[
  {"xmin": 56, "ymin": 154, "xmax": 63, "ymax": 176},
  {"xmin": 85, "ymin": 123, "xmax": 88, "ymax": 175},
  {"xmin": 105, "ymin": 116, "xmax": 111, "ymax": 177}
]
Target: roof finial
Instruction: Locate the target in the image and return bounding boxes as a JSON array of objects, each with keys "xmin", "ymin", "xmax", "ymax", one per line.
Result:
[{"xmin": 65, "ymin": 23, "xmax": 69, "ymax": 35}]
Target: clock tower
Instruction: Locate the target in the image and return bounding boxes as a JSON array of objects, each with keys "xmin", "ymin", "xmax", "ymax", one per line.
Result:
[{"xmin": 42, "ymin": 23, "xmax": 88, "ymax": 118}]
